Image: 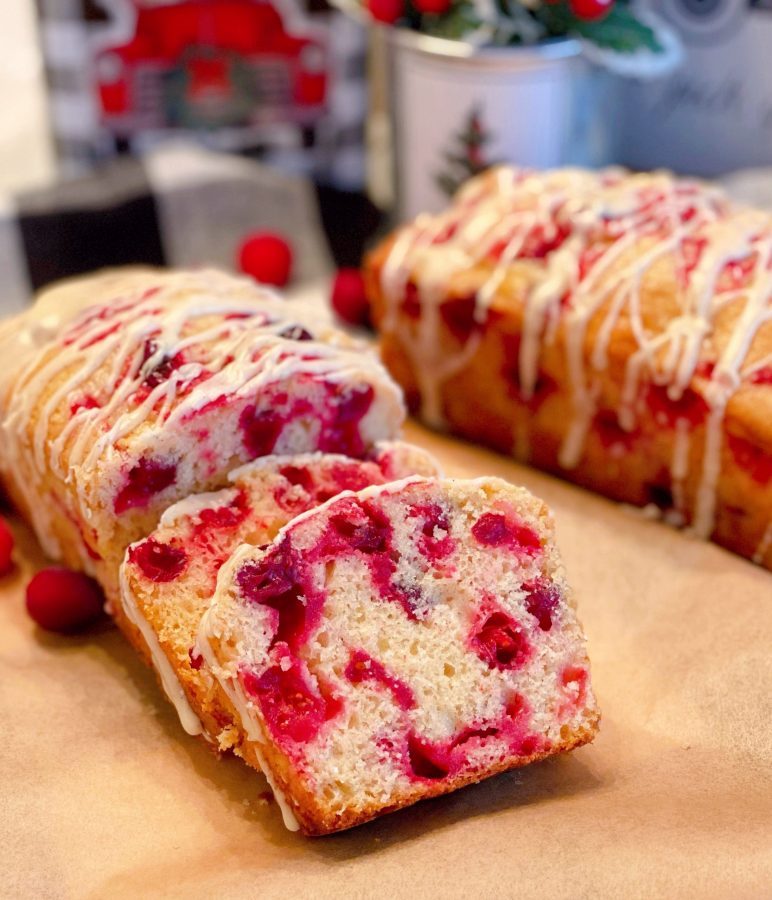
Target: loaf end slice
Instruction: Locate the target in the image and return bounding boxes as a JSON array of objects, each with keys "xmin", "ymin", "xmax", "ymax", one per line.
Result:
[{"xmin": 199, "ymin": 476, "xmax": 599, "ymax": 834}]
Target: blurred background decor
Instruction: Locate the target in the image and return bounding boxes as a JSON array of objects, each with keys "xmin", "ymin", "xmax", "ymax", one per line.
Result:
[
  {"xmin": 3, "ymin": 0, "xmax": 772, "ymax": 314},
  {"xmin": 374, "ymin": 33, "xmax": 602, "ymax": 218},
  {"xmin": 337, "ymin": 0, "xmax": 682, "ymax": 218},
  {"xmin": 0, "ymin": 1, "xmax": 385, "ymax": 315},
  {"xmin": 37, "ymin": 0, "xmax": 368, "ymax": 192},
  {"xmin": 616, "ymin": 0, "xmax": 772, "ymax": 175},
  {"xmin": 0, "ymin": 143, "xmax": 333, "ymax": 314}
]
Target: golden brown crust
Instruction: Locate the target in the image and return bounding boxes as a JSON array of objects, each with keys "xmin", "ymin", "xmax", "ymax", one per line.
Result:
[
  {"xmin": 218, "ymin": 644, "xmax": 600, "ymax": 837},
  {"xmin": 118, "ymin": 560, "xmax": 243, "ymax": 747},
  {"xmin": 296, "ymin": 723, "xmax": 599, "ymax": 836}
]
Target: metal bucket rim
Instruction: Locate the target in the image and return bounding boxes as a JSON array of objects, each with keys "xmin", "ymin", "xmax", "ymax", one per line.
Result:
[{"xmin": 389, "ymin": 31, "xmax": 582, "ymax": 66}]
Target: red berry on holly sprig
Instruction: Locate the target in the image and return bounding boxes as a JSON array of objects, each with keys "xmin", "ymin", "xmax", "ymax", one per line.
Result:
[
  {"xmin": 569, "ymin": 0, "xmax": 613, "ymax": 20},
  {"xmin": 237, "ymin": 232, "xmax": 293, "ymax": 288},
  {"xmin": 413, "ymin": 0, "xmax": 451, "ymax": 16},
  {"xmin": 367, "ymin": 0, "xmax": 404, "ymax": 24},
  {"xmin": 0, "ymin": 517, "xmax": 14, "ymax": 576},
  {"xmin": 331, "ymin": 268, "xmax": 371, "ymax": 328},
  {"xmin": 26, "ymin": 567, "xmax": 106, "ymax": 634},
  {"xmin": 414, "ymin": 0, "xmax": 451, "ymax": 13}
]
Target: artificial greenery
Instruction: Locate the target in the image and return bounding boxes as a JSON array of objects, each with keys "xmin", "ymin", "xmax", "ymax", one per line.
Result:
[
  {"xmin": 415, "ymin": 0, "xmax": 665, "ymax": 54},
  {"xmin": 538, "ymin": 1, "xmax": 664, "ymax": 52}
]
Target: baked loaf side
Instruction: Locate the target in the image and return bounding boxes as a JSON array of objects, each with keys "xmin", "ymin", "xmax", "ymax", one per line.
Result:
[
  {"xmin": 365, "ymin": 167, "xmax": 772, "ymax": 570},
  {"xmin": 0, "ymin": 268, "xmax": 405, "ymax": 580},
  {"xmin": 120, "ymin": 442, "xmax": 441, "ymax": 746},
  {"xmin": 198, "ymin": 476, "xmax": 599, "ymax": 835}
]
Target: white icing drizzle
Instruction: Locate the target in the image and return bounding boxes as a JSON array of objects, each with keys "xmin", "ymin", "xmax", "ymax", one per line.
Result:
[
  {"xmin": 379, "ymin": 167, "xmax": 772, "ymax": 540},
  {"xmin": 0, "ymin": 268, "xmax": 402, "ymax": 566},
  {"xmin": 158, "ymin": 487, "xmax": 241, "ymax": 529},
  {"xmin": 196, "ymin": 584, "xmax": 300, "ymax": 833},
  {"xmin": 252, "ymin": 744, "xmax": 301, "ymax": 833},
  {"xmin": 670, "ymin": 419, "xmax": 691, "ymax": 518},
  {"xmin": 753, "ymin": 522, "xmax": 772, "ymax": 565},
  {"xmin": 118, "ymin": 562, "xmax": 206, "ymax": 738},
  {"xmin": 381, "ymin": 216, "xmax": 480, "ymax": 428}
]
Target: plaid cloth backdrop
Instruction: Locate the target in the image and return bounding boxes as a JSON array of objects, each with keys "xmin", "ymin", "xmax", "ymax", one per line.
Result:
[{"xmin": 0, "ymin": 143, "xmax": 345, "ymax": 315}]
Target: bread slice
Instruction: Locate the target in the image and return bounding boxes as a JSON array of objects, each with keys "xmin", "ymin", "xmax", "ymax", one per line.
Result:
[
  {"xmin": 120, "ymin": 442, "xmax": 440, "ymax": 748},
  {"xmin": 198, "ymin": 476, "xmax": 599, "ymax": 834}
]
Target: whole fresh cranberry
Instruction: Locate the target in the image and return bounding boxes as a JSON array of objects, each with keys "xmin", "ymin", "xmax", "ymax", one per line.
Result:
[
  {"xmin": 414, "ymin": 0, "xmax": 451, "ymax": 13},
  {"xmin": 0, "ymin": 517, "xmax": 14, "ymax": 575},
  {"xmin": 26, "ymin": 567, "xmax": 106, "ymax": 633},
  {"xmin": 330, "ymin": 268, "xmax": 370, "ymax": 328},
  {"xmin": 237, "ymin": 232, "xmax": 293, "ymax": 288}
]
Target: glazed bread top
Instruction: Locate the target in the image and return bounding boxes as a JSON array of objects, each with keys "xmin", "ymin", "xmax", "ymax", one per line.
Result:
[
  {"xmin": 0, "ymin": 268, "xmax": 404, "ymax": 568},
  {"xmin": 368, "ymin": 167, "xmax": 772, "ymax": 538}
]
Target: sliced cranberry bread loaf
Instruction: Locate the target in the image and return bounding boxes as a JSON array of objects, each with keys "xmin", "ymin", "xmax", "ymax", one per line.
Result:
[
  {"xmin": 364, "ymin": 167, "xmax": 772, "ymax": 570},
  {"xmin": 120, "ymin": 442, "xmax": 440, "ymax": 747},
  {"xmin": 198, "ymin": 476, "xmax": 599, "ymax": 835},
  {"xmin": 0, "ymin": 268, "xmax": 404, "ymax": 584}
]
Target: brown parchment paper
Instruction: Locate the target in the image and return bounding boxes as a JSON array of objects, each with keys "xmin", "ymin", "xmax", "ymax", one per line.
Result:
[{"xmin": 1, "ymin": 420, "xmax": 771, "ymax": 900}]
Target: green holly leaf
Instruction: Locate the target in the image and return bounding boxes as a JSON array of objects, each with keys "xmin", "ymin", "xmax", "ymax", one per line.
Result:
[
  {"xmin": 436, "ymin": 173, "xmax": 461, "ymax": 197},
  {"xmin": 443, "ymin": 151, "xmax": 473, "ymax": 167},
  {"xmin": 420, "ymin": 0, "xmax": 482, "ymax": 39},
  {"xmin": 570, "ymin": 6, "xmax": 663, "ymax": 53}
]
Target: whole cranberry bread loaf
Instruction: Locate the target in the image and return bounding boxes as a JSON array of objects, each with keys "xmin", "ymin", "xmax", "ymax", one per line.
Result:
[
  {"xmin": 198, "ymin": 476, "xmax": 599, "ymax": 835},
  {"xmin": 120, "ymin": 442, "xmax": 440, "ymax": 747},
  {"xmin": 365, "ymin": 167, "xmax": 772, "ymax": 571},
  {"xmin": 0, "ymin": 268, "xmax": 404, "ymax": 588}
]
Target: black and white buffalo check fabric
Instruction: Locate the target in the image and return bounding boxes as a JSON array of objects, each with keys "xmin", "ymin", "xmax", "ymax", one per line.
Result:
[{"xmin": 0, "ymin": 143, "xmax": 382, "ymax": 315}]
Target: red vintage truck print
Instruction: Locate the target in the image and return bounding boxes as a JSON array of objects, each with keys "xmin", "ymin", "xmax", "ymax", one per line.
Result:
[{"xmin": 94, "ymin": 0, "xmax": 328, "ymax": 135}]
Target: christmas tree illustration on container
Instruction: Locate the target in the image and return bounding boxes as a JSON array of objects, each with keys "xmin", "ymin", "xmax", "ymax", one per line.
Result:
[{"xmin": 435, "ymin": 104, "xmax": 496, "ymax": 198}]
